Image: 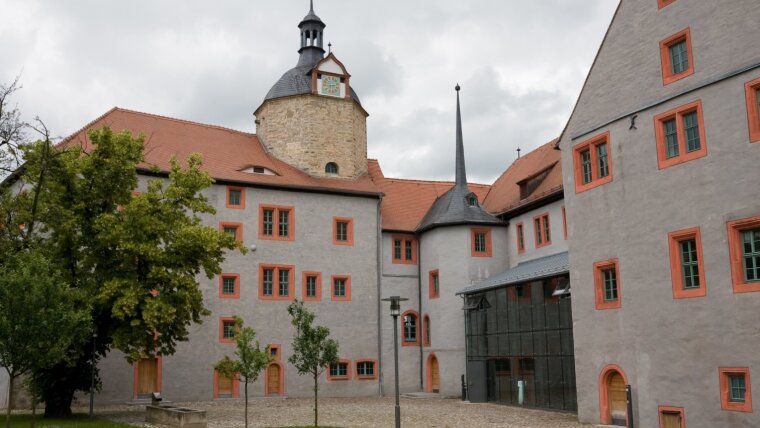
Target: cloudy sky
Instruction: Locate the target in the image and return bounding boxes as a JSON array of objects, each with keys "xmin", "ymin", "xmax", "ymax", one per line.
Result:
[{"xmin": 1, "ymin": 0, "xmax": 618, "ymax": 184}]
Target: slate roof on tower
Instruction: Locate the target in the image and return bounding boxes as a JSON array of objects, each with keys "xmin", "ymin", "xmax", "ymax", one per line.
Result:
[{"xmin": 415, "ymin": 86, "xmax": 502, "ymax": 232}]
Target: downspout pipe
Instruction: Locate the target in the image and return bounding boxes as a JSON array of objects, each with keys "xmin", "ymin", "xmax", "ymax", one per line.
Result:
[
  {"xmin": 417, "ymin": 233, "xmax": 423, "ymax": 391},
  {"xmin": 376, "ymin": 196, "xmax": 385, "ymax": 397}
]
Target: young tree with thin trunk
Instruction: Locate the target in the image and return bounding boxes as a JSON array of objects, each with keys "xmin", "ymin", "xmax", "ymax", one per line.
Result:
[
  {"xmin": 287, "ymin": 300, "xmax": 339, "ymax": 428},
  {"xmin": 214, "ymin": 316, "xmax": 271, "ymax": 428}
]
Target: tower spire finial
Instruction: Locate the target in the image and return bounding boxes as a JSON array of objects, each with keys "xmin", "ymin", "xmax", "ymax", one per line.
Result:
[
  {"xmin": 455, "ymin": 83, "xmax": 467, "ymax": 187},
  {"xmin": 310, "ymin": 0, "xmax": 314, "ymax": 12}
]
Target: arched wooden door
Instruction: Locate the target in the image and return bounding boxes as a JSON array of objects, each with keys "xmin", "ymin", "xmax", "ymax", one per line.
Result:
[
  {"xmin": 267, "ymin": 364, "xmax": 281, "ymax": 396},
  {"xmin": 429, "ymin": 356, "xmax": 440, "ymax": 393},
  {"xmin": 607, "ymin": 372, "xmax": 627, "ymax": 426}
]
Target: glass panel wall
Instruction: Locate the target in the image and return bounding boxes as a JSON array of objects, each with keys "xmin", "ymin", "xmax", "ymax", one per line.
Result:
[{"xmin": 465, "ymin": 276, "xmax": 576, "ymax": 411}]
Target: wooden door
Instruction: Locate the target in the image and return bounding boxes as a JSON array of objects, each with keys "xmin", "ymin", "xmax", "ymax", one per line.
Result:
[
  {"xmin": 267, "ymin": 364, "xmax": 280, "ymax": 396},
  {"xmin": 430, "ymin": 357, "xmax": 440, "ymax": 393},
  {"xmin": 661, "ymin": 411, "xmax": 682, "ymax": 428},
  {"xmin": 607, "ymin": 372, "xmax": 627, "ymax": 426},
  {"xmin": 218, "ymin": 374, "xmax": 233, "ymax": 397},
  {"xmin": 137, "ymin": 358, "xmax": 157, "ymax": 397}
]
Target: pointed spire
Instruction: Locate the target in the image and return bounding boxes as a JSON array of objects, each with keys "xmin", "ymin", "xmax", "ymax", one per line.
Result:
[
  {"xmin": 455, "ymin": 83, "xmax": 467, "ymax": 187},
  {"xmin": 310, "ymin": 0, "xmax": 314, "ymax": 13}
]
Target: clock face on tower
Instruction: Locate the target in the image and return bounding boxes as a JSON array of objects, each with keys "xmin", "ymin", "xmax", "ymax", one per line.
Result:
[{"xmin": 321, "ymin": 75, "xmax": 341, "ymax": 97}]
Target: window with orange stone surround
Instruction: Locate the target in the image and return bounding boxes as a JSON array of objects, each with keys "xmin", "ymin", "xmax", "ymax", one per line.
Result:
[
  {"xmin": 658, "ymin": 406, "xmax": 685, "ymax": 428},
  {"xmin": 330, "ymin": 275, "xmax": 351, "ymax": 301},
  {"xmin": 218, "ymin": 273, "xmax": 240, "ymax": 299},
  {"xmin": 594, "ymin": 259, "xmax": 621, "ymax": 310},
  {"xmin": 219, "ymin": 317, "xmax": 238, "ymax": 343},
  {"xmin": 268, "ymin": 343, "xmax": 282, "ymax": 361},
  {"xmin": 225, "ymin": 186, "xmax": 245, "ymax": 209},
  {"xmin": 355, "ymin": 359, "xmax": 378, "ymax": 380},
  {"xmin": 326, "ymin": 359, "xmax": 352, "ymax": 381},
  {"xmin": 470, "ymin": 228, "xmax": 492, "ymax": 257},
  {"xmin": 745, "ymin": 77, "xmax": 760, "ymax": 143},
  {"xmin": 668, "ymin": 227, "xmax": 706, "ymax": 299},
  {"xmin": 428, "ymin": 269, "xmax": 440, "ymax": 299},
  {"xmin": 653, "ymin": 100, "xmax": 707, "ymax": 169},
  {"xmin": 719, "ymin": 367, "xmax": 752, "ymax": 412},
  {"xmin": 258, "ymin": 264, "xmax": 295, "ymax": 301},
  {"xmin": 302, "ymin": 271, "xmax": 322, "ymax": 301},
  {"xmin": 516, "ymin": 222, "xmax": 526, "ymax": 253},
  {"xmin": 401, "ymin": 310, "xmax": 420, "ymax": 347},
  {"xmin": 659, "ymin": 28, "xmax": 694, "ymax": 85},
  {"xmin": 392, "ymin": 235, "xmax": 417, "ymax": 264},
  {"xmin": 726, "ymin": 214, "xmax": 760, "ymax": 293},
  {"xmin": 213, "ymin": 370, "xmax": 240, "ymax": 399},
  {"xmin": 533, "ymin": 212, "xmax": 551, "ymax": 248},
  {"xmin": 258, "ymin": 205, "xmax": 294, "ymax": 241},
  {"xmin": 219, "ymin": 222, "xmax": 243, "ymax": 242},
  {"xmin": 423, "ymin": 314, "xmax": 431, "ymax": 347},
  {"xmin": 572, "ymin": 131, "xmax": 613, "ymax": 193},
  {"xmin": 333, "ymin": 217, "xmax": 354, "ymax": 246}
]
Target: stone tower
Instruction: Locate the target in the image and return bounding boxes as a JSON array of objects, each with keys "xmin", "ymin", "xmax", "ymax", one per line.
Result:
[{"xmin": 254, "ymin": 1, "xmax": 368, "ymax": 179}]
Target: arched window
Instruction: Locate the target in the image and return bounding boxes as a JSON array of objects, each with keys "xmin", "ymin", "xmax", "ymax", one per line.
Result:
[
  {"xmin": 325, "ymin": 162, "xmax": 339, "ymax": 174},
  {"xmin": 401, "ymin": 310, "xmax": 419, "ymax": 346}
]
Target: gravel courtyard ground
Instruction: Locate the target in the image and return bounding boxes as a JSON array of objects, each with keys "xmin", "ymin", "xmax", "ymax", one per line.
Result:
[{"xmin": 92, "ymin": 396, "xmax": 593, "ymax": 428}]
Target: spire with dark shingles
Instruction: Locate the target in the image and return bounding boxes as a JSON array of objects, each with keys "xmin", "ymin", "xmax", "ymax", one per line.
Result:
[{"xmin": 455, "ymin": 83, "xmax": 466, "ymax": 187}]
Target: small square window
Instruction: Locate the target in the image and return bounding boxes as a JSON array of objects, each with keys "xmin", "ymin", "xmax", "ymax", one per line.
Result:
[
  {"xmin": 659, "ymin": 28, "xmax": 694, "ymax": 85},
  {"xmin": 356, "ymin": 360, "xmax": 377, "ymax": 380},
  {"xmin": 331, "ymin": 276, "xmax": 351, "ymax": 301},
  {"xmin": 719, "ymin": 368, "xmax": 752, "ymax": 412},
  {"xmin": 333, "ymin": 217, "xmax": 354, "ymax": 246},
  {"xmin": 657, "ymin": 406, "xmax": 684, "ymax": 428},
  {"xmin": 226, "ymin": 187, "xmax": 244, "ymax": 208},
  {"xmin": 302, "ymin": 272, "xmax": 322, "ymax": 301},
  {"xmin": 220, "ymin": 222, "xmax": 243, "ymax": 242},
  {"xmin": 327, "ymin": 360, "xmax": 351, "ymax": 381},
  {"xmin": 594, "ymin": 259, "xmax": 621, "ymax": 310},
  {"xmin": 220, "ymin": 318, "xmax": 237, "ymax": 343},
  {"xmin": 219, "ymin": 274, "xmax": 240, "ymax": 299}
]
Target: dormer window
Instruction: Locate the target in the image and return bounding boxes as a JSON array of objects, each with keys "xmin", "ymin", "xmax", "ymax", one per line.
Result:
[
  {"xmin": 466, "ymin": 194, "xmax": 478, "ymax": 207},
  {"xmin": 239, "ymin": 165, "xmax": 276, "ymax": 175},
  {"xmin": 325, "ymin": 162, "xmax": 339, "ymax": 174}
]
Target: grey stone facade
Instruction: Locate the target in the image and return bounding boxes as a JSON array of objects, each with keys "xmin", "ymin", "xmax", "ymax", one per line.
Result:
[{"xmin": 559, "ymin": 0, "xmax": 760, "ymax": 426}]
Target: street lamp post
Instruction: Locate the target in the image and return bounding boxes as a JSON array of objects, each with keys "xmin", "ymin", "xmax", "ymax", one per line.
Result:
[
  {"xmin": 382, "ymin": 296, "xmax": 408, "ymax": 428},
  {"xmin": 89, "ymin": 332, "xmax": 97, "ymax": 418}
]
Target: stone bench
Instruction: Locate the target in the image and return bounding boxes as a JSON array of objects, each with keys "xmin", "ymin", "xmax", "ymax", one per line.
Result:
[{"xmin": 146, "ymin": 404, "xmax": 207, "ymax": 428}]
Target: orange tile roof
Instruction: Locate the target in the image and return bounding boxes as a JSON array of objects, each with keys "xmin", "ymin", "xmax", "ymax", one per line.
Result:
[
  {"xmin": 368, "ymin": 160, "xmax": 490, "ymax": 232},
  {"xmin": 59, "ymin": 108, "xmax": 382, "ymax": 196},
  {"xmin": 482, "ymin": 139, "xmax": 563, "ymax": 215}
]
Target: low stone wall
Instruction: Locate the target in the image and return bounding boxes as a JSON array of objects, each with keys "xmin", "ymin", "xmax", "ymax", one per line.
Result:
[{"xmin": 146, "ymin": 404, "xmax": 207, "ymax": 428}]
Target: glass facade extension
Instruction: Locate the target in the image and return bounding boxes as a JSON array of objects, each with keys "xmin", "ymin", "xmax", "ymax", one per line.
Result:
[{"xmin": 464, "ymin": 277, "xmax": 577, "ymax": 411}]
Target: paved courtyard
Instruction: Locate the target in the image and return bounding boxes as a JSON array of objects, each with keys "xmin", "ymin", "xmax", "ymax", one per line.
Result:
[{"xmin": 94, "ymin": 396, "xmax": 592, "ymax": 428}]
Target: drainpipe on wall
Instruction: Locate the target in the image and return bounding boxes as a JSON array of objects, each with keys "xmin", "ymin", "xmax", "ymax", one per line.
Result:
[
  {"xmin": 376, "ymin": 197, "xmax": 384, "ymax": 397},
  {"xmin": 461, "ymin": 294, "xmax": 469, "ymax": 401},
  {"xmin": 417, "ymin": 233, "xmax": 423, "ymax": 391}
]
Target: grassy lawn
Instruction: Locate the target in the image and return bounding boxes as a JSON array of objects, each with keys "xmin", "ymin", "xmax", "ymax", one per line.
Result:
[{"xmin": 3, "ymin": 414, "xmax": 135, "ymax": 428}]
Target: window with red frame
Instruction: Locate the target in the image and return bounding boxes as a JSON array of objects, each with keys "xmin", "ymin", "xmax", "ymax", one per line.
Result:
[
  {"xmin": 392, "ymin": 236, "xmax": 417, "ymax": 264},
  {"xmin": 654, "ymin": 100, "xmax": 707, "ymax": 169},
  {"xmin": 719, "ymin": 368, "xmax": 752, "ymax": 412},
  {"xmin": 226, "ymin": 186, "xmax": 244, "ymax": 209},
  {"xmin": 727, "ymin": 215, "xmax": 760, "ymax": 293},
  {"xmin": 259, "ymin": 265, "xmax": 294, "ymax": 300},
  {"xmin": 594, "ymin": 259, "xmax": 621, "ymax": 310},
  {"xmin": 471, "ymin": 228, "xmax": 492, "ymax": 257},
  {"xmin": 333, "ymin": 217, "xmax": 353, "ymax": 246},
  {"xmin": 745, "ymin": 77, "xmax": 760, "ymax": 143},
  {"xmin": 429, "ymin": 270, "xmax": 440, "ymax": 299},
  {"xmin": 573, "ymin": 132, "xmax": 612, "ymax": 193},
  {"xmin": 534, "ymin": 213, "xmax": 551, "ymax": 248},
  {"xmin": 668, "ymin": 227, "xmax": 706, "ymax": 299},
  {"xmin": 423, "ymin": 315, "xmax": 431, "ymax": 347},
  {"xmin": 259, "ymin": 205, "xmax": 293, "ymax": 241},
  {"xmin": 516, "ymin": 222, "xmax": 525, "ymax": 253},
  {"xmin": 659, "ymin": 28, "xmax": 694, "ymax": 85}
]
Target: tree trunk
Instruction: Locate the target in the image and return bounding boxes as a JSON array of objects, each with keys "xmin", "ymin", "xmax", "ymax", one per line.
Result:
[
  {"xmin": 30, "ymin": 393, "xmax": 36, "ymax": 428},
  {"xmin": 42, "ymin": 388, "xmax": 74, "ymax": 418},
  {"xmin": 313, "ymin": 371, "xmax": 318, "ymax": 428},
  {"xmin": 5, "ymin": 374, "xmax": 13, "ymax": 428},
  {"xmin": 244, "ymin": 381, "xmax": 248, "ymax": 428}
]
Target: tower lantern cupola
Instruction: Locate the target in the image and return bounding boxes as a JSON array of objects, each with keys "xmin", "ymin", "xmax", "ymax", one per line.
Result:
[{"xmin": 299, "ymin": 0, "xmax": 325, "ymax": 57}]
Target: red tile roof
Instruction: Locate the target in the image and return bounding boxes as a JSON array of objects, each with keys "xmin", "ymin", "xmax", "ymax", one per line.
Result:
[
  {"xmin": 367, "ymin": 160, "xmax": 490, "ymax": 232},
  {"xmin": 482, "ymin": 139, "xmax": 563, "ymax": 215},
  {"xmin": 59, "ymin": 108, "xmax": 382, "ymax": 196}
]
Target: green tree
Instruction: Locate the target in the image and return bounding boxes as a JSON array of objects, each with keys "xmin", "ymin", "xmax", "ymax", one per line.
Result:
[
  {"xmin": 214, "ymin": 316, "xmax": 271, "ymax": 428},
  {"xmin": 10, "ymin": 126, "xmax": 244, "ymax": 417},
  {"xmin": 287, "ymin": 300, "xmax": 339, "ymax": 428},
  {"xmin": 0, "ymin": 250, "xmax": 89, "ymax": 428}
]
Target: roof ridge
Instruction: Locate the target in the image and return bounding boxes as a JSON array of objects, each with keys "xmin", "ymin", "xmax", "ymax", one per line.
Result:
[
  {"xmin": 113, "ymin": 107, "xmax": 256, "ymax": 137},
  {"xmin": 382, "ymin": 176, "xmax": 490, "ymax": 187}
]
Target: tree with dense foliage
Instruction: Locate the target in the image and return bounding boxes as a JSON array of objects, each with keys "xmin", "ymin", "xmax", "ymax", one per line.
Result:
[
  {"xmin": 214, "ymin": 316, "xmax": 271, "ymax": 428},
  {"xmin": 287, "ymin": 300, "xmax": 339, "ymax": 428},
  {"xmin": 4, "ymin": 125, "xmax": 244, "ymax": 417},
  {"xmin": 0, "ymin": 250, "xmax": 89, "ymax": 428},
  {"xmin": 0, "ymin": 76, "xmax": 27, "ymax": 176}
]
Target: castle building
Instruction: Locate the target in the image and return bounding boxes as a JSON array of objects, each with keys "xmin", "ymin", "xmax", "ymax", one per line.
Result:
[{"xmin": 558, "ymin": 0, "xmax": 760, "ymax": 426}]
